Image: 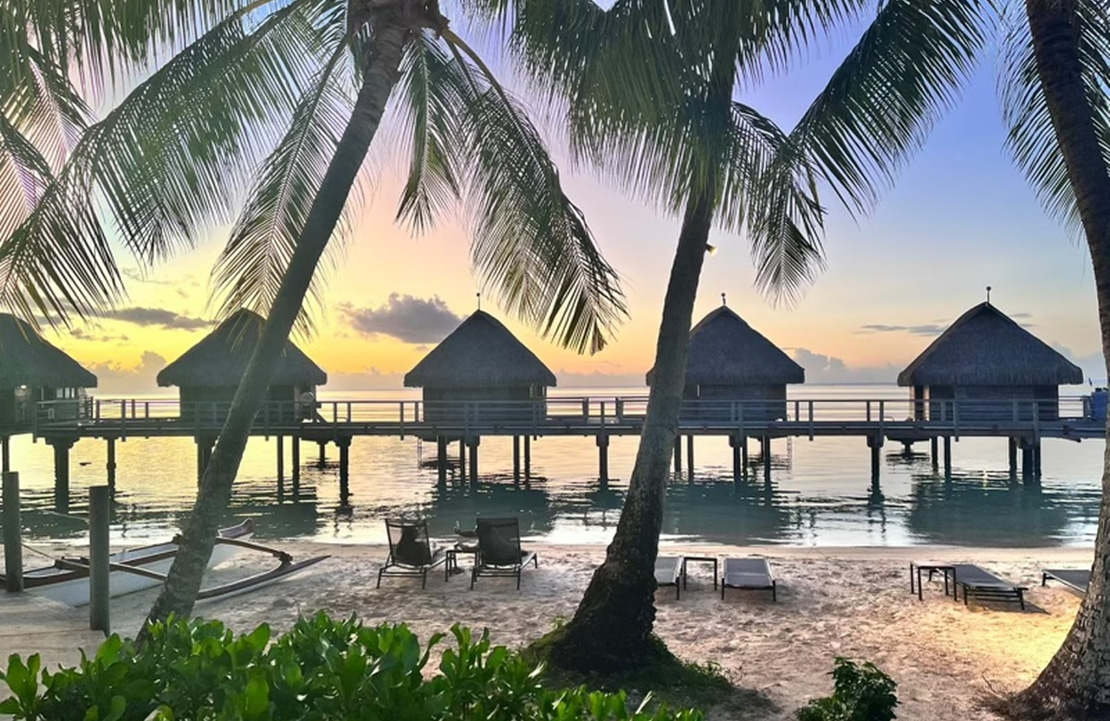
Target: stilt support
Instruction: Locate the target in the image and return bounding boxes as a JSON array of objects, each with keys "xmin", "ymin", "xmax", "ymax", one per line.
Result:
[
  {"xmin": 317, "ymin": 441, "xmax": 327, "ymax": 469},
  {"xmin": 1, "ymin": 436, "xmax": 9, "ymax": 474},
  {"xmin": 291, "ymin": 436, "xmax": 301, "ymax": 496},
  {"xmin": 276, "ymin": 435, "xmax": 285, "ymax": 484},
  {"xmin": 524, "ymin": 436, "xmax": 532, "ymax": 479},
  {"xmin": 686, "ymin": 434, "xmax": 695, "ymax": 481},
  {"xmin": 106, "ymin": 437, "xmax": 117, "ymax": 491},
  {"xmin": 336, "ymin": 436, "xmax": 352, "ymax": 502},
  {"xmin": 50, "ymin": 437, "xmax": 77, "ymax": 511},
  {"xmin": 930, "ymin": 437, "xmax": 939, "ymax": 470},
  {"xmin": 437, "ymin": 437, "xmax": 448, "ymax": 484},
  {"xmin": 673, "ymin": 436, "xmax": 682, "ymax": 476},
  {"xmin": 1008, "ymin": 438, "xmax": 1018, "ymax": 479},
  {"xmin": 943, "ymin": 436, "xmax": 952, "ymax": 478},
  {"xmin": 868, "ymin": 435, "xmax": 883, "ymax": 482},
  {"xmin": 729, "ymin": 434, "xmax": 743, "ymax": 486},
  {"xmin": 467, "ymin": 436, "xmax": 480, "ymax": 483},
  {"xmin": 761, "ymin": 436, "xmax": 771, "ymax": 482},
  {"xmin": 513, "ymin": 436, "xmax": 522, "ymax": 482},
  {"xmin": 459, "ymin": 440, "xmax": 467, "ymax": 483},
  {"xmin": 88, "ymin": 485, "xmax": 110, "ymax": 635},
  {"xmin": 597, "ymin": 434, "xmax": 610, "ymax": 484},
  {"xmin": 3, "ymin": 471, "xmax": 22, "ymax": 592}
]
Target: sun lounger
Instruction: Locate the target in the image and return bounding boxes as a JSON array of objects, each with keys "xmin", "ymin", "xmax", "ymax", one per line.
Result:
[
  {"xmin": 655, "ymin": 556, "xmax": 683, "ymax": 599},
  {"xmin": 1042, "ymin": 568, "xmax": 1089, "ymax": 596},
  {"xmin": 952, "ymin": 564, "xmax": 1027, "ymax": 609},
  {"xmin": 377, "ymin": 519, "xmax": 448, "ymax": 589},
  {"xmin": 470, "ymin": 517, "xmax": 538, "ymax": 590},
  {"xmin": 721, "ymin": 557, "xmax": 776, "ymax": 601}
]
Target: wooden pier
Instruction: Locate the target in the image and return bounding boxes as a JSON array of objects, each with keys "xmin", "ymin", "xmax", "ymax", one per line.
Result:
[{"xmin": 9, "ymin": 395, "xmax": 1102, "ymax": 502}]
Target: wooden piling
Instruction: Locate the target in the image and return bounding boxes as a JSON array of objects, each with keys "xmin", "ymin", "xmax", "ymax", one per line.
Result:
[
  {"xmin": 513, "ymin": 436, "xmax": 521, "ymax": 481},
  {"xmin": 597, "ymin": 434, "xmax": 610, "ymax": 483},
  {"xmin": 51, "ymin": 437, "xmax": 75, "ymax": 511},
  {"xmin": 106, "ymin": 437, "xmax": 117, "ymax": 491},
  {"xmin": 459, "ymin": 440, "xmax": 467, "ymax": 482},
  {"xmin": 673, "ymin": 436, "xmax": 682, "ymax": 476},
  {"xmin": 3, "ymin": 471, "xmax": 22, "ymax": 592},
  {"xmin": 276, "ymin": 435, "xmax": 284, "ymax": 484},
  {"xmin": 686, "ymin": 434, "xmax": 695, "ymax": 481},
  {"xmin": 467, "ymin": 437, "xmax": 480, "ymax": 483},
  {"xmin": 761, "ymin": 436, "xmax": 771, "ymax": 481},
  {"xmin": 291, "ymin": 436, "xmax": 301, "ymax": 496},
  {"xmin": 88, "ymin": 485, "xmax": 111, "ymax": 635},
  {"xmin": 1, "ymin": 436, "xmax": 9, "ymax": 474},
  {"xmin": 943, "ymin": 436, "xmax": 952, "ymax": 478},
  {"xmin": 729, "ymin": 435, "xmax": 742, "ymax": 486},
  {"xmin": 337, "ymin": 437, "xmax": 351, "ymax": 501},
  {"xmin": 1008, "ymin": 438, "xmax": 1018, "ymax": 479},
  {"xmin": 868, "ymin": 435, "xmax": 883, "ymax": 481},
  {"xmin": 523, "ymin": 436, "xmax": 531, "ymax": 478},
  {"xmin": 437, "ymin": 437, "xmax": 448, "ymax": 484}
]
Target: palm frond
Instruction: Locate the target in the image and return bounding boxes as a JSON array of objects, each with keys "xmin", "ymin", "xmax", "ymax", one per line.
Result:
[
  {"xmin": 211, "ymin": 39, "xmax": 354, "ymax": 338},
  {"xmin": 443, "ymin": 30, "xmax": 627, "ymax": 354},
  {"xmin": 999, "ymin": 0, "xmax": 1110, "ymax": 237},
  {"xmin": 394, "ymin": 32, "xmax": 464, "ymax": 234},
  {"xmin": 0, "ymin": 115, "xmax": 53, "ymax": 240},
  {"xmin": 788, "ymin": 0, "xmax": 990, "ymax": 215}
]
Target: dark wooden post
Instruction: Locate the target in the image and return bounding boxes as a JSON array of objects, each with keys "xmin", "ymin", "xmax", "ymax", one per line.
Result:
[
  {"xmin": 49, "ymin": 437, "xmax": 76, "ymax": 511},
  {"xmin": 436, "ymin": 436, "xmax": 448, "ymax": 484},
  {"xmin": 761, "ymin": 436, "xmax": 772, "ymax": 481},
  {"xmin": 685, "ymin": 434, "xmax": 695, "ymax": 482},
  {"xmin": 868, "ymin": 435, "xmax": 883, "ymax": 481},
  {"xmin": 291, "ymin": 436, "xmax": 301, "ymax": 496},
  {"xmin": 458, "ymin": 439, "xmax": 467, "ymax": 482},
  {"xmin": 673, "ymin": 436, "xmax": 682, "ymax": 476},
  {"xmin": 105, "ymin": 437, "xmax": 117, "ymax": 492},
  {"xmin": 729, "ymin": 434, "xmax": 742, "ymax": 486},
  {"xmin": 467, "ymin": 436, "xmax": 480, "ymax": 483},
  {"xmin": 88, "ymin": 485, "xmax": 111, "ymax": 635},
  {"xmin": 3, "ymin": 471, "xmax": 22, "ymax": 592},
  {"xmin": 1034, "ymin": 442, "xmax": 1042, "ymax": 477},
  {"xmin": 943, "ymin": 436, "xmax": 952, "ymax": 478},
  {"xmin": 1008, "ymin": 437, "xmax": 1018, "ymax": 479},
  {"xmin": 523, "ymin": 435, "xmax": 532, "ymax": 478},
  {"xmin": 317, "ymin": 441, "xmax": 327, "ymax": 469},
  {"xmin": 1, "ymin": 436, "xmax": 9, "ymax": 474},
  {"xmin": 513, "ymin": 436, "xmax": 521, "ymax": 481},
  {"xmin": 276, "ymin": 435, "xmax": 285, "ymax": 484},
  {"xmin": 741, "ymin": 438, "xmax": 749, "ymax": 477},
  {"xmin": 597, "ymin": 434, "xmax": 610, "ymax": 484},
  {"xmin": 930, "ymin": 436, "xmax": 939, "ymax": 470},
  {"xmin": 337, "ymin": 436, "xmax": 351, "ymax": 502}
]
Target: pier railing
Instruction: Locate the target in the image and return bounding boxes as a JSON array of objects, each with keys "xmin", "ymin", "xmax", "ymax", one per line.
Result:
[{"xmin": 28, "ymin": 395, "xmax": 1099, "ymax": 439}]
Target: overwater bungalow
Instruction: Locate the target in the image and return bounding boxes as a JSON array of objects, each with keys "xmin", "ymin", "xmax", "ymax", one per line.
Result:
[
  {"xmin": 0, "ymin": 314, "xmax": 97, "ymax": 429},
  {"xmin": 647, "ymin": 303, "xmax": 804, "ymax": 422},
  {"xmin": 157, "ymin": 309, "xmax": 327, "ymax": 423},
  {"xmin": 898, "ymin": 301, "xmax": 1082, "ymax": 422},
  {"xmin": 404, "ymin": 310, "xmax": 555, "ymax": 424}
]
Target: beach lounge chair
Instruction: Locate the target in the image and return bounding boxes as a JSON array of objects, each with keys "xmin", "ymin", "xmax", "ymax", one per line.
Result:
[
  {"xmin": 1042, "ymin": 568, "xmax": 1090, "ymax": 596},
  {"xmin": 952, "ymin": 564, "xmax": 1027, "ymax": 609},
  {"xmin": 721, "ymin": 557, "xmax": 776, "ymax": 601},
  {"xmin": 470, "ymin": 517, "xmax": 538, "ymax": 590},
  {"xmin": 655, "ymin": 556, "xmax": 683, "ymax": 599},
  {"xmin": 377, "ymin": 519, "xmax": 448, "ymax": 589}
]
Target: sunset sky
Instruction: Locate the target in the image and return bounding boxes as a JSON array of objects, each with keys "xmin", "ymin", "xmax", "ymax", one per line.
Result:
[{"xmin": 56, "ymin": 18, "xmax": 1104, "ymax": 394}]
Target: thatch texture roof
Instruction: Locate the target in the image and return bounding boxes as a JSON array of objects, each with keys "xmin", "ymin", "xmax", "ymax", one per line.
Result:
[
  {"xmin": 897, "ymin": 302, "xmax": 1082, "ymax": 387},
  {"xmin": 157, "ymin": 309, "xmax": 327, "ymax": 388},
  {"xmin": 647, "ymin": 306, "xmax": 804, "ymax": 386},
  {"xmin": 404, "ymin": 310, "xmax": 556, "ymax": 389},
  {"xmin": 0, "ymin": 314, "xmax": 97, "ymax": 388}
]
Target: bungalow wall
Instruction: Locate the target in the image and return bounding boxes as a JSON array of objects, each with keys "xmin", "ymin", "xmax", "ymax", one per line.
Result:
[
  {"xmin": 179, "ymin": 383, "xmax": 314, "ymax": 424},
  {"xmin": 421, "ymin": 385, "xmax": 547, "ymax": 425},
  {"xmin": 0, "ymin": 386, "xmax": 89, "ymax": 426},
  {"xmin": 682, "ymin": 383, "xmax": 789, "ymax": 423},
  {"xmin": 913, "ymin": 384, "xmax": 1059, "ymax": 422}
]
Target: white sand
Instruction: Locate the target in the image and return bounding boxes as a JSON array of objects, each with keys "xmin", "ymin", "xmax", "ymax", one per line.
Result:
[{"xmin": 3, "ymin": 542, "xmax": 1094, "ymax": 720}]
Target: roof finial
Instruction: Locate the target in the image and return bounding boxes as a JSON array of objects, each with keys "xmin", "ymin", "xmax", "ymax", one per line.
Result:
[
  {"xmin": 986, "ymin": 285, "xmax": 991, "ymax": 305},
  {"xmin": 721, "ymin": 292, "xmax": 727, "ymax": 307},
  {"xmin": 476, "ymin": 292, "xmax": 481, "ymax": 311}
]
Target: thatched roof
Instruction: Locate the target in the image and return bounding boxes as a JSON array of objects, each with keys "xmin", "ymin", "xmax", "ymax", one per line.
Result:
[
  {"xmin": 157, "ymin": 309, "xmax": 327, "ymax": 388},
  {"xmin": 404, "ymin": 310, "xmax": 556, "ymax": 389},
  {"xmin": 897, "ymin": 302, "xmax": 1082, "ymax": 387},
  {"xmin": 0, "ymin": 314, "xmax": 97, "ymax": 388},
  {"xmin": 647, "ymin": 305, "xmax": 804, "ymax": 386}
]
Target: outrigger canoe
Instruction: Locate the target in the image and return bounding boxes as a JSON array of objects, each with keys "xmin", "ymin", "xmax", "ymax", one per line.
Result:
[{"xmin": 4, "ymin": 519, "xmax": 328, "ymax": 606}]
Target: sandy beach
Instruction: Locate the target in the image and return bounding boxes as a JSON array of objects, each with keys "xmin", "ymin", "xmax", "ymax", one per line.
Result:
[{"xmin": 0, "ymin": 541, "xmax": 1094, "ymax": 720}]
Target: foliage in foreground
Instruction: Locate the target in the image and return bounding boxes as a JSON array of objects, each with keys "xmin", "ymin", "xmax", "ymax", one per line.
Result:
[
  {"xmin": 0, "ymin": 612, "xmax": 703, "ymax": 721},
  {"xmin": 796, "ymin": 657, "xmax": 899, "ymax": 721}
]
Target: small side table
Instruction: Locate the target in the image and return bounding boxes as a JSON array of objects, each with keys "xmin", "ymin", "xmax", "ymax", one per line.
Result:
[
  {"xmin": 447, "ymin": 544, "xmax": 479, "ymax": 577},
  {"xmin": 909, "ymin": 562, "xmax": 956, "ymax": 601},
  {"xmin": 681, "ymin": 556, "xmax": 719, "ymax": 590}
]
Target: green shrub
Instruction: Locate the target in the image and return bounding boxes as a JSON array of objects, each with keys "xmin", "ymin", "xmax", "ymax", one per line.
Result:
[
  {"xmin": 0, "ymin": 612, "xmax": 704, "ymax": 721},
  {"xmin": 796, "ymin": 657, "xmax": 898, "ymax": 721}
]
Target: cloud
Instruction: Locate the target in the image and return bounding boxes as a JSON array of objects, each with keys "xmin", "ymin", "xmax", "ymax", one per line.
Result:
[
  {"xmin": 84, "ymin": 351, "xmax": 168, "ymax": 394},
  {"xmin": 339, "ymin": 294, "xmax": 463, "ymax": 343},
  {"xmin": 858, "ymin": 323, "xmax": 945, "ymax": 336},
  {"xmin": 104, "ymin": 307, "xmax": 211, "ymax": 331},
  {"xmin": 71, "ymin": 327, "xmax": 130, "ymax": 343},
  {"xmin": 789, "ymin": 347, "xmax": 902, "ymax": 384}
]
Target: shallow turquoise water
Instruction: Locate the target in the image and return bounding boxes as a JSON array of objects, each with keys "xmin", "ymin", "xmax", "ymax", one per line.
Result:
[{"xmin": 3, "ymin": 384, "xmax": 1103, "ymax": 548}]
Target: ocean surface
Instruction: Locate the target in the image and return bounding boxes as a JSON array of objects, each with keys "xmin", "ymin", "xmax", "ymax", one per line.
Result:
[{"xmin": 2, "ymin": 384, "xmax": 1104, "ymax": 548}]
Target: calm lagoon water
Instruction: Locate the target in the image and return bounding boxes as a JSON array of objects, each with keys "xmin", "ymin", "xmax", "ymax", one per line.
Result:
[{"xmin": 3, "ymin": 385, "xmax": 1104, "ymax": 548}]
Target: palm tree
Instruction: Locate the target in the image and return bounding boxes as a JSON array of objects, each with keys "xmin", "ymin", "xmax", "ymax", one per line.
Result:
[
  {"xmin": 488, "ymin": 2, "xmax": 1110, "ymax": 694},
  {"xmin": 11, "ymin": 0, "xmax": 626, "ymax": 625}
]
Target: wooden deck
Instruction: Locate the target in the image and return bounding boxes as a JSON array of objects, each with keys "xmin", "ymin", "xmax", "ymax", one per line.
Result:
[{"xmin": 22, "ymin": 395, "xmax": 1105, "ymax": 443}]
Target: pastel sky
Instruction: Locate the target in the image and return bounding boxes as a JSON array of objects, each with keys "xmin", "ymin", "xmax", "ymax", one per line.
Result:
[{"xmin": 55, "ymin": 15, "xmax": 1105, "ymax": 394}]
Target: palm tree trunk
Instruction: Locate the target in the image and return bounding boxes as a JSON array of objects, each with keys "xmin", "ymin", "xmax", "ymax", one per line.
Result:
[
  {"xmin": 545, "ymin": 189, "xmax": 714, "ymax": 673},
  {"xmin": 141, "ymin": 17, "xmax": 410, "ymax": 631},
  {"xmin": 1013, "ymin": 1, "xmax": 1110, "ymax": 717}
]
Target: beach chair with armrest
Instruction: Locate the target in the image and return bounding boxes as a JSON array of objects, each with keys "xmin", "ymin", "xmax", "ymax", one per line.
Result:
[
  {"xmin": 1041, "ymin": 568, "xmax": 1090, "ymax": 596},
  {"xmin": 655, "ymin": 556, "xmax": 683, "ymax": 599},
  {"xmin": 377, "ymin": 519, "xmax": 448, "ymax": 589},
  {"xmin": 470, "ymin": 517, "xmax": 538, "ymax": 590},
  {"xmin": 721, "ymin": 557, "xmax": 776, "ymax": 601},
  {"xmin": 952, "ymin": 564, "xmax": 1027, "ymax": 609}
]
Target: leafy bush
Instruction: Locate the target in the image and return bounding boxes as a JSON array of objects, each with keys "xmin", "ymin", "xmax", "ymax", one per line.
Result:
[
  {"xmin": 0, "ymin": 612, "xmax": 704, "ymax": 721},
  {"xmin": 796, "ymin": 657, "xmax": 899, "ymax": 721}
]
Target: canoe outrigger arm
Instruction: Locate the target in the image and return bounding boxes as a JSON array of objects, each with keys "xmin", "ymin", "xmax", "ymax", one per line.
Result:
[{"xmin": 174, "ymin": 533, "xmax": 294, "ymax": 564}]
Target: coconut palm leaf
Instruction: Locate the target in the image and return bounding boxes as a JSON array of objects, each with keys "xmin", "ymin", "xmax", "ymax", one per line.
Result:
[
  {"xmin": 787, "ymin": 0, "xmax": 990, "ymax": 215},
  {"xmin": 212, "ymin": 38, "xmax": 354, "ymax": 338},
  {"xmin": 999, "ymin": 0, "xmax": 1110, "ymax": 236},
  {"xmin": 444, "ymin": 33, "xmax": 626, "ymax": 354}
]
